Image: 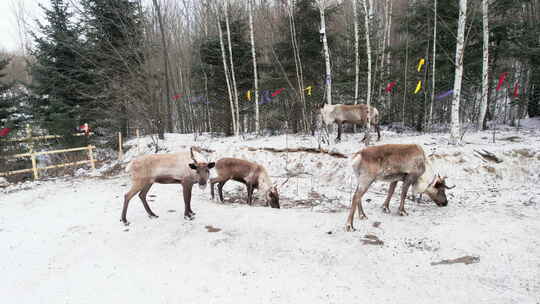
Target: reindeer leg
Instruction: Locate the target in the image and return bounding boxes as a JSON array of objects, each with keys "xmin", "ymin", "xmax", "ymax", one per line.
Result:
[
  {"xmin": 346, "ymin": 184, "xmax": 370, "ymax": 231},
  {"xmin": 336, "ymin": 121, "xmax": 342, "ymax": 142},
  {"xmin": 121, "ymin": 182, "xmax": 144, "ymax": 226},
  {"xmin": 210, "ymin": 177, "xmax": 219, "ymax": 200},
  {"xmin": 182, "ymin": 182, "xmax": 195, "ymax": 220},
  {"xmin": 246, "ymin": 183, "xmax": 253, "ymax": 205},
  {"xmin": 139, "ymin": 183, "xmax": 158, "ymax": 218},
  {"xmin": 218, "ymin": 181, "xmax": 227, "ymax": 203},
  {"xmin": 399, "ymin": 181, "xmax": 412, "ymax": 216},
  {"xmin": 382, "ymin": 181, "xmax": 397, "ymax": 213},
  {"xmin": 375, "ymin": 123, "xmax": 381, "ymax": 141}
]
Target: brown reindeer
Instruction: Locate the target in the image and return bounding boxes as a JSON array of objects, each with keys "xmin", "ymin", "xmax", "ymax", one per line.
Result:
[
  {"xmin": 210, "ymin": 158, "xmax": 280, "ymax": 208},
  {"xmin": 121, "ymin": 147, "xmax": 215, "ymax": 225},
  {"xmin": 317, "ymin": 103, "xmax": 381, "ymax": 142},
  {"xmin": 346, "ymin": 144, "xmax": 454, "ymax": 231}
]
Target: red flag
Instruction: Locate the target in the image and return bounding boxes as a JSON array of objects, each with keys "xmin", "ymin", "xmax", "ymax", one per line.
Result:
[
  {"xmin": 172, "ymin": 94, "xmax": 181, "ymax": 100},
  {"xmin": 385, "ymin": 81, "xmax": 397, "ymax": 92},
  {"xmin": 513, "ymin": 83, "xmax": 519, "ymax": 97},
  {"xmin": 271, "ymin": 88, "xmax": 285, "ymax": 97},
  {"xmin": 496, "ymin": 72, "xmax": 508, "ymax": 91},
  {"xmin": 0, "ymin": 128, "xmax": 11, "ymax": 137}
]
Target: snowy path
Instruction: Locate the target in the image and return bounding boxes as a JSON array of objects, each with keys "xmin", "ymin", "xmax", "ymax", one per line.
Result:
[
  {"xmin": 2, "ymin": 173, "xmax": 539, "ymax": 303},
  {"xmin": 2, "ymin": 125, "xmax": 540, "ymax": 303}
]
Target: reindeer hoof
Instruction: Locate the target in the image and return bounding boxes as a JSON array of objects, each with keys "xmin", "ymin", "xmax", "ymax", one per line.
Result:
[
  {"xmin": 121, "ymin": 220, "xmax": 130, "ymax": 226},
  {"xmin": 359, "ymin": 215, "xmax": 368, "ymax": 220},
  {"xmin": 149, "ymin": 214, "xmax": 159, "ymax": 219},
  {"xmin": 399, "ymin": 210, "xmax": 408, "ymax": 216},
  {"xmin": 184, "ymin": 214, "xmax": 195, "ymax": 221},
  {"xmin": 382, "ymin": 207, "xmax": 391, "ymax": 214},
  {"xmin": 345, "ymin": 224, "xmax": 356, "ymax": 232}
]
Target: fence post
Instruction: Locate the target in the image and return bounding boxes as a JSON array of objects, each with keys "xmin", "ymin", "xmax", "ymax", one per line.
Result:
[
  {"xmin": 30, "ymin": 152, "xmax": 39, "ymax": 180},
  {"xmin": 118, "ymin": 132, "xmax": 123, "ymax": 160},
  {"xmin": 88, "ymin": 145, "xmax": 96, "ymax": 170}
]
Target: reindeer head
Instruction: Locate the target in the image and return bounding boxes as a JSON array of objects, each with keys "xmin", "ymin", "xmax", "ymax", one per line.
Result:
[
  {"xmin": 265, "ymin": 186, "xmax": 280, "ymax": 209},
  {"xmin": 424, "ymin": 175, "xmax": 455, "ymax": 207},
  {"xmin": 188, "ymin": 147, "xmax": 215, "ymax": 189}
]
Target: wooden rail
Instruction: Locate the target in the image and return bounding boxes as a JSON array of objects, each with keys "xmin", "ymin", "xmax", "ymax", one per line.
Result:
[{"xmin": 0, "ymin": 145, "xmax": 96, "ymax": 180}]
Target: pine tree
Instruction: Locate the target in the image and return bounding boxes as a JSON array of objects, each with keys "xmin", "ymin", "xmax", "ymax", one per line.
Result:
[
  {"xmin": 30, "ymin": 0, "xmax": 90, "ymax": 135},
  {"xmin": 80, "ymin": 0, "xmax": 145, "ymax": 136}
]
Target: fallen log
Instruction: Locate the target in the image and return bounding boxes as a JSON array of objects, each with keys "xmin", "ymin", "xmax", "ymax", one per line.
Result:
[{"xmin": 242, "ymin": 146, "xmax": 347, "ymax": 158}]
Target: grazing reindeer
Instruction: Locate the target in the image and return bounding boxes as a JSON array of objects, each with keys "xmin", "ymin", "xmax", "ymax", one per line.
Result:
[
  {"xmin": 121, "ymin": 147, "xmax": 215, "ymax": 225},
  {"xmin": 346, "ymin": 144, "xmax": 454, "ymax": 231},
  {"xmin": 210, "ymin": 158, "xmax": 280, "ymax": 208},
  {"xmin": 317, "ymin": 103, "xmax": 381, "ymax": 142}
]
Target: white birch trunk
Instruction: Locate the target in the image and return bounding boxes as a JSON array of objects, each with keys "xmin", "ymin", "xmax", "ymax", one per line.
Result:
[
  {"xmin": 287, "ymin": 1, "xmax": 307, "ymax": 131},
  {"xmin": 319, "ymin": 1, "xmax": 332, "ymax": 105},
  {"xmin": 216, "ymin": 6, "xmax": 237, "ymax": 135},
  {"xmin": 428, "ymin": 0, "xmax": 437, "ymax": 130},
  {"xmin": 478, "ymin": 0, "xmax": 489, "ymax": 130},
  {"xmin": 248, "ymin": 0, "xmax": 260, "ymax": 134},
  {"xmin": 353, "ymin": 0, "xmax": 359, "ymax": 105},
  {"xmin": 224, "ymin": 3, "xmax": 240, "ymax": 136},
  {"xmin": 362, "ymin": 0, "xmax": 372, "ymax": 144},
  {"xmin": 450, "ymin": 0, "xmax": 467, "ymax": 144}
]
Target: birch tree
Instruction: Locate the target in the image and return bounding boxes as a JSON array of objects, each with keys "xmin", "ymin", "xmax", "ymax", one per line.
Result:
[
  {"xmin": 224, "ymin": 3, "xmax": 240, "ymax": 136},
  {"xmin": 428, "ymin": 0, "xmax": 437, "ymax": 130},
  {"xmin": 248, "ymin": 0, "xmax": 260, "ymax": 134},
  {"xmin": 353, "ymin": 0, "xmax": 360, "ymax": 106},
  {"xmin": 216, "ymin": 4, "xmax": 237, "ymax": 136},
  {"xmin": 362, "ymin": 0, "xmax": 372, "ymax": 144},
  {"xmin": 318, "ymin": 0, "xmax": 332, "ymax": 105},
  {"xmin": 478, "ymin": 0, "xmax": 489, "ymax": 130},
  {"xmin": 450, "ymin": 0, "xmax": 468, "ymax": 145}
]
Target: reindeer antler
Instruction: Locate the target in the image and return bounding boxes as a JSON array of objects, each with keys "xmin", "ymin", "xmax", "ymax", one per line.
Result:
[{"xmin": 190, "ymin": 147, "xmax": 198, "ymax": 164}]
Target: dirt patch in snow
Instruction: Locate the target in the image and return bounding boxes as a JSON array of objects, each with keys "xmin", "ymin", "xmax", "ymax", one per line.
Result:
[{"xmin": 431, "ymin": 256, "xmax": 480, "ymax": 266}]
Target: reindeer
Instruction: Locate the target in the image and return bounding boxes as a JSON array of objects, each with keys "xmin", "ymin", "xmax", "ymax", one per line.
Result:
[
  {"xmin": 210, "ymin": 158, "xmax": 280, "ymax": 208},
  {"xmin": 346, "ymin": 144, "xmax": 454, "ymax": 231},
  {"xmin": 121, "ymin": 147, "xmax": 215, "ymax": 225},
  {"xmin": 317, "ymin": 103, "xmax": 381, "ymax": 142}
]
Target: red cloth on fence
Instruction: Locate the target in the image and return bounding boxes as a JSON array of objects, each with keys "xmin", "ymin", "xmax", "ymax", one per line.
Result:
[
  {"xmin": 496, "ymin": 72, "xmax": 508, "ymax": 91},
  {"xmin": 385, "ymin": 81, "xmax": 397, "ymax": 92},
  {"xmin": 0, "ymin": 128, "xmax": 11, "ymax": 137},
  {"xmin": 271, "ymin": 88, "xmax": 285, "ymax": 97}
]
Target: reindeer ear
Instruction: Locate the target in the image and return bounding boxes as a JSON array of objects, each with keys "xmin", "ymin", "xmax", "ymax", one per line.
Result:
[
  {"xmin": 208, "ymin": 162, "xmax": 215, "ymax": 169},
  {"xmin": 189, "ymin": 163, "xmax": 197, "ymax": 170}
]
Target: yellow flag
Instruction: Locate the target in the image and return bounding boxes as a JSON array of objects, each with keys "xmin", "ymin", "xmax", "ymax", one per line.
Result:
[
  {"xmin": 414, "ymin": 80, "xmax": 422, "ymax": 94},
  {"xmin": 304, "ymin": 86, "xmax": 312, "ymax": 96},
  {"xmin": 246, "ymin": 90, "xmax": 251, "ymax": 101},
  {"xmin": 417, "ymin": 58, "xmax": 425, "ymax": 72}
]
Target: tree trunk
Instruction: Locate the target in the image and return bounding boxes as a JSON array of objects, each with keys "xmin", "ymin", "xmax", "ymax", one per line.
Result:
[
  {"xmin": 319, "ymin": 2, "xmax": 332, "ymax": 105},
  {"xmin": 287, "ymin": 3, "xmax": 308, "ymax": 132},
  {"xmin": 248, "ymin": 0, "xmax": 260, "ymax": 135},
  {"xmin": 362, "ymin": 0, "xmax": 372, "ymax": 145},
  {"xmin": 353, "ymin": 0, "xmax": 360, "ymax": 105},
  {"xmin": 224, "ymin": 3, "xmax": 240, "ymax": 136},
  {"xmin": 478, "ymin": 0, "xmax": 489, "ymax": 130},
  {"xmin": 428, "ymin": 0, "xmax": 437, "ymax": 130},
  {"xmin": 450, "ymin": 0, "xmax": 467, "ymax": 144},
  {"xmin": 151, "ymin": 0, "xmax": 173, "ymax": 135},
  {"xmin": 216, "ymin": 5, "xmax": 236, "ymax": 136}
]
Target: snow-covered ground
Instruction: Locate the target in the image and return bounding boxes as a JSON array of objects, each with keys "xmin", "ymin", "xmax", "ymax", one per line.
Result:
[{"xmin": 2, "ymin": 119, "xmax": 540, "ymax": 303}]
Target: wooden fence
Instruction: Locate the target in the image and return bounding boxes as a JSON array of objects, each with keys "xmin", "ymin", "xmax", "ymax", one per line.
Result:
[{"xmin": 0, "ymin": 125, "xmax": 96, "ymax": 180}]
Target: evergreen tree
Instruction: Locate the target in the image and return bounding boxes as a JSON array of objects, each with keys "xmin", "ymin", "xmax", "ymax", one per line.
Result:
[
  {"xmin": 199, "ymin": 14, "xmax": 252, "ymax": 135},
  {"xmin": 30, "ymin": 0, "xmax": 91, "ymax": 136},
  {"xmin": 80, "ymin": 0, "xmax": 146, "ymax": 136}
]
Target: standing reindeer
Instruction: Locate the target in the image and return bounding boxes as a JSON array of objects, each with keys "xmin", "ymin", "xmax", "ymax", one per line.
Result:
[
  {"xmin": 317, "ymin": 103, "xmax": 381, "ymax": 142},
  {"xmin": 121, "ymin": 147, "xmax": 215, "ymax": 225},
  {"xmin": 210, "ymin": 158, "xmax": 280, "ymax": 208},
  {"xmin": 346, "ymin": 144, "xmax": 454, "ymax": 231}
]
